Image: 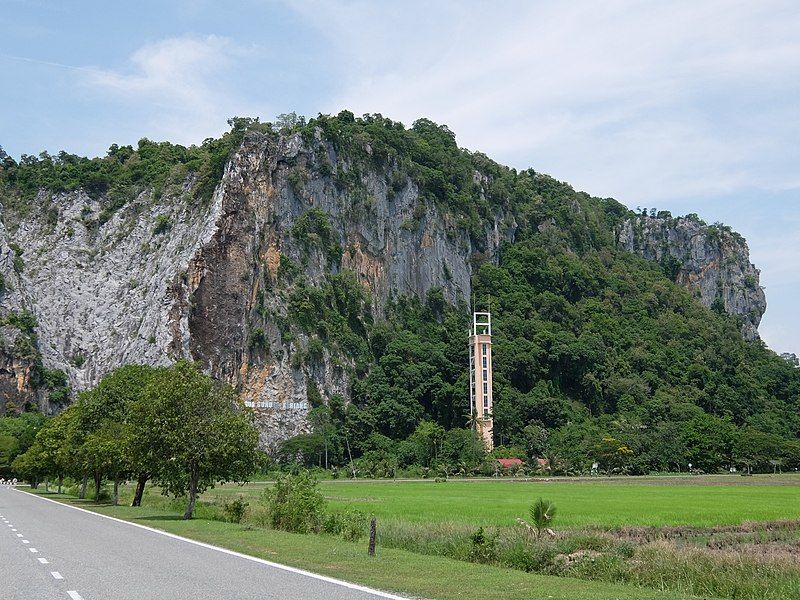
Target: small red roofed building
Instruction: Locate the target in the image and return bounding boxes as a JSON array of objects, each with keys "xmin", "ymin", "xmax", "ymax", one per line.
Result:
[{"xmin": 497, "ymin": 458, "xmax": 524, "ymax": 469}]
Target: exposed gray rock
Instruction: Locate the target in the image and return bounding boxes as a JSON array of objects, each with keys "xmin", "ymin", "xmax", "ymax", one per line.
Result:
[
  {"xmin": 0, "ymin": 129, "xmax": 515, "ymax": 446},
  {"xmin": 0, "ymin": 325, "xmax": 37, "ymax": 414},
  {"xmin": 618, "ymin": 215, "xmax": 766, "ymax": 340}
]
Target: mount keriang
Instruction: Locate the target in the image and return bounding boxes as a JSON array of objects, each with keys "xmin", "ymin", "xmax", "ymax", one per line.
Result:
[{"xmin": 2, "ymin": 113, "xmax": 792, "ymax": 453}]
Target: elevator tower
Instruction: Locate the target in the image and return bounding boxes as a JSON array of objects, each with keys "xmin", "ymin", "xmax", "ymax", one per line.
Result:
[{"xmin": 469, "ymin": 312, "xmax": 494, "ymax": 451}]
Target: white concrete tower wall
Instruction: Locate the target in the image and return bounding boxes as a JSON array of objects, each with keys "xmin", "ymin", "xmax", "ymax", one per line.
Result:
[{"xmin": 469, "ymin": 312, "xmax": 493, "ymax": 451}]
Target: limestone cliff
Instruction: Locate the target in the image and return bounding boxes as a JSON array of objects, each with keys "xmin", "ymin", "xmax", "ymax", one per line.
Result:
[
  {"xmin": 0, "ymin": 124, "xmax": 768, "ymax": 446},
  {"xmin": 617, "ymin": 214, "xmax": 766, "ymax": 340},
  {"xmin": 0, "ymin": 128, "xmax": 513, "ymax": 446}
]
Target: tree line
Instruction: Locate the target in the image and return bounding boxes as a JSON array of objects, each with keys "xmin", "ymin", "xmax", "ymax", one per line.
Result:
[{"xmin": 6, "ymin": 361, "xmax": 259, "ymax": 519}]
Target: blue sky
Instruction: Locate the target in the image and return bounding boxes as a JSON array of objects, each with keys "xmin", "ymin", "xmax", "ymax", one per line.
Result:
[{"xmin": 2, "ymin": 0, "xmax": 798, "ymax": 354}]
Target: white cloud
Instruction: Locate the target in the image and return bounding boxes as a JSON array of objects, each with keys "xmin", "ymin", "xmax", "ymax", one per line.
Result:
[
  {"xmin": 286, "ymin": 0, "xmax": 800, "ymax": 351},
  {"xmin": 82, "ymin": 35, "xmax": 264, "ymax": 145},
  {"xmin": 288, "ymin": 0, "xmax": 800, "ymax": 203}
]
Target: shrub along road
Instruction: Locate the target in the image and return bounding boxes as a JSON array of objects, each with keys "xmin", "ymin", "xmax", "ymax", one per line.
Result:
[{"xmin": 0, "ymin": 485, "xmax": 402, "ymax": 600}]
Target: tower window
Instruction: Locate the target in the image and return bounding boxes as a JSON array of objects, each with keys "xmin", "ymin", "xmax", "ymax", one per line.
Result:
[
  {"xmin": 482, "ymin": 343, "xmax": 487, "ymax": 356},
  {"xmin": 483, "ymin": 382, "xmax": 488, "ymax": 395},
  {"xmin": 482, "ymin": 356, "xmax": 487, "ymax": 368}
]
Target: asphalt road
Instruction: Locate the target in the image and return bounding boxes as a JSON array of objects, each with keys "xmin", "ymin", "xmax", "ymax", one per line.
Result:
[{"xmin": 0, "ymin": 485, "xmax": 406, "ymax": 600}]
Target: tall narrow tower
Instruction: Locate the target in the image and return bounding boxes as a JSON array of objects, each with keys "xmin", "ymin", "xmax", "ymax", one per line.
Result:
[{"xmin": 469, "ymin": 312, "xmax": 494, "ymax": 451}]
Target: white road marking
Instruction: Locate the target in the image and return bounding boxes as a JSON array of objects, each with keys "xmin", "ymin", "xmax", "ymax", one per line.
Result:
[
  {"xmin": 29, "ymin": 548, "xmax": 38, "ymax": 553},
  {"xmin": 16, "ymin": 533, "xmax": 23, "ymax": 537},
  {"xmin": 51, "ymin": 572, "xmax": 63, "ymax": 580},
  {"xmin": 22, "ymin": 540, "xmax": 29, "ymax": 544},
  {"xmin": 11, "ymin": 528, "xmax": 17, "ymax": 531},
  {"xmin": 38, "ymin": 557, "xmax": 49, "ymax": 564},
  {"xmin": 67, "ymin": 592, "xmax": 84, "ymax": 600},
  {"xmin": 21, "ymin": 489, "xmax": 408, "ymax": 600}
]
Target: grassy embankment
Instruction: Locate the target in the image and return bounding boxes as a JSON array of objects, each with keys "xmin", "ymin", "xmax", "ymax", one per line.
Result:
[
  {"xmin": 30, "ymin": 475, "xmax": 800, "ymax": 599},
  {"xmin": 26, "ymin": 488, "xmax": 697, "ymax": 600}
]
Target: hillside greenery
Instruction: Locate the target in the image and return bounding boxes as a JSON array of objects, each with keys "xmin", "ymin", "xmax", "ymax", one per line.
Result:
[
  {"xmin": 0, "ymin": 117, "xmax": 270, "ymax": 224},
  {"xmin": 1, "ymin": 112, "xmax": 798, "ymax": 476}
]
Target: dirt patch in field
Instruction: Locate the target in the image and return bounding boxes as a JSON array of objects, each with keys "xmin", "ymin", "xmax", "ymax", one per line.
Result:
[
  {"xmin": 600, "ymin": 519, "xmax": 800, "ymax": 564},
  {"xmin": 609, "ymin": 519, "xmax": 800, "ymax": 542}
]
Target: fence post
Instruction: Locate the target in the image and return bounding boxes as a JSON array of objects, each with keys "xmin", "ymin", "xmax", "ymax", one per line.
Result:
[{"xmin": 368, "ymin": 518, "xmax": 377, "ymax": 556}]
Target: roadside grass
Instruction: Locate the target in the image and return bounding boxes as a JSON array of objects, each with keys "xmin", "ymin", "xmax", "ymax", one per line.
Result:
[
  {"xmin": 36, "ymin": 476, "xmax": 800, "ymax": 598},
  {"xmin": 24, "ymin": 490, "xmax": 700, "ymax": 600},
  {"xmin": 197, "ymin": 475, "xmax": 800, "ymax": 528}
]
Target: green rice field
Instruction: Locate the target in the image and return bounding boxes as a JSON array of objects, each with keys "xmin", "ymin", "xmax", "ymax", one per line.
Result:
[{"xmin": 205, "ymin": 474, "xmax": 800, "ymax": 528}]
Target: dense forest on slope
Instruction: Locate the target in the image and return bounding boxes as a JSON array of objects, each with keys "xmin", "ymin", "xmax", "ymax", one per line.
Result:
[{"xmin": 1, "ymin": 112, "xmax": 798, "ymax": 476}]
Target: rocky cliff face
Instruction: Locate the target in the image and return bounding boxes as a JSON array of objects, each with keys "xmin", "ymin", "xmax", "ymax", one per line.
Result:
[
  {"xmin": 0, "ymin": 222, "xmax": 40, "ymax": 414},
  {"xmin": 0, "ymin": 326, "xmax": 36, "ymax": 413},
  {"xmin": 618, "ymin": 215, "xmax": 766, "ymax": 340},
  {"xmin": 0, "ymin": 127, "xmax": 768, "ymax": 445},
  {"xmin": 0, "ymin": 129, "xmax": 513, "ymax": 446}
]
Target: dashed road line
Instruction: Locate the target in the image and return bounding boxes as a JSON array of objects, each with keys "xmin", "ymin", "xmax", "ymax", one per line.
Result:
[
  {"xmin": 67, "ymin": 592, "xmax": 84, "ymax": 600},
  {"xmin": 23, "ymin": 489, "xmax": 408, "ymax": 600},
  {"xmin": 7, "ymin": 526, "xmax": 61, "ymax": 583}
]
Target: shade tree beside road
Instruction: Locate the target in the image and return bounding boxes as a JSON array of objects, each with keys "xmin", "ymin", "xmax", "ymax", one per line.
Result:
[{"xmin": 11, "ymin": 360, "xmax": 260, "ymax": 519}]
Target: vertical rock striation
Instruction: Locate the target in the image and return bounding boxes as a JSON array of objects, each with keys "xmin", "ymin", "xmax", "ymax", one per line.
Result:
[
  {"xmin": 0, "ymin": 129, "xmax": 514, "ymax": 446},
  {"xmin": 618, "ymin": 215, "xmax": 766, "ymax": 340}
]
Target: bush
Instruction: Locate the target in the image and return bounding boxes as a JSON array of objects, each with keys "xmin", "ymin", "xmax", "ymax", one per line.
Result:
[
  {"xmin": 323, "ymin": 508, "xmax": 368, "ymax": 541},
  {"xmin": 153, "ymin": 214, "xmax": 170, "ymax": 235},
  {"xmin": 469, "ymin": 526, "xmax": 498, "ymax": 564},
  {"xmin": 499, "ymin": 538, "xmax": 557, "ymax": 572},
  {"xmin": 5, "ymin": 310, "xmax": 38, "ymax": 334},
  {"xmin": 262, "ymin": 472, "xmax": 326, "ymax": 534},
  {"xmin": 8, "ymin": 242, "xmax": 23, "ymax": 273},
  {"xmin": 222, "ymin": 496, "xmax": 249, "ymax": 524},
  {"xmin": 249, "ymin": 327, "xmax": 267, "ymax": 350}
]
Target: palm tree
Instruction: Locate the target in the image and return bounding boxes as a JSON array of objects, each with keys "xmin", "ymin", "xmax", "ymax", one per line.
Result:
[{"xmin": 529, "ymin": 498, "xmax": 557, "ymax": 538}]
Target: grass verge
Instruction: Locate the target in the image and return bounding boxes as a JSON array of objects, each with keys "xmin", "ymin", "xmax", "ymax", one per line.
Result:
[{"xmin": 26, "ymin": 490, "xmax": 700, "ymax": 600}]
